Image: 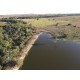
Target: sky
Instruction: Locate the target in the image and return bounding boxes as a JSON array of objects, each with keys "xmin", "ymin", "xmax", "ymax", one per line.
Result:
[{"xmin": 0, "ymin": 0, "xmax": 80, "ymax": 15}]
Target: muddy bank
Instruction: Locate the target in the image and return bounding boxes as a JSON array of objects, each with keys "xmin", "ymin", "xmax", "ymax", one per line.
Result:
[{"xmin": 3, "ymin": 33, "xmax": 40, "ymax": 70}]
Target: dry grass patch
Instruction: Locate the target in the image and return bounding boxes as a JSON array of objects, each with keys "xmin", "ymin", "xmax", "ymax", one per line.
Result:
[{"xmin": 21, "ymin": 18, "xmax": 70, "ymax": 28}]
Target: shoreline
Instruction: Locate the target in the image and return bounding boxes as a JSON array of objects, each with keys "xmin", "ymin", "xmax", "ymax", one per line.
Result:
[{"xmin": 4, "ymin": 33, "xmax": 41, "ymax": 70}]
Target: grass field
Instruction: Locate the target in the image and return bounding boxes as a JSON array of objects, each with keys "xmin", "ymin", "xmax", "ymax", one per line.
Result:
[
  {"xmin": 21, "ymin": 16, "xmax": 80, "ymax": 28},
  {"xmin": 21, "ymin": 18, "xmax": 71, "ymax": 28}
]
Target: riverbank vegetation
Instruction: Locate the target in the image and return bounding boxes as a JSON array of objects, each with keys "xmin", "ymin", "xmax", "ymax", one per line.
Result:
[
  {"xmin": 0, "ymin": 19, "xmax": 33, "ymax": 69},
  {"xmin": 45, "ymin": 25, "xmax": 80, "ymax": 41}
]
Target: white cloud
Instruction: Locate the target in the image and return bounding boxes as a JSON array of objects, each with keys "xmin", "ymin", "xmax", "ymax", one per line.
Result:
[{"xmin": 0, "ymin": 0, "xmax": 80, "ymax": 15}]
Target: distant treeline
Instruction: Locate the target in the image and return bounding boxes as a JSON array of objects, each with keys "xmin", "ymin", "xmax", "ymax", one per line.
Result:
[
  {"xmin": 10, "ymin": 14, "xmax": 80, "ymax": 19},
  {"xmin": 1, "ymin": 14, "xmax": 80, "ymax": 19}
]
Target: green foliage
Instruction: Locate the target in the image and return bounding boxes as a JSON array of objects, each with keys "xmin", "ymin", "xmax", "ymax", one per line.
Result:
[{"xmin": 0, "ymin": 19, "xmax": 33, "ymax": 69}]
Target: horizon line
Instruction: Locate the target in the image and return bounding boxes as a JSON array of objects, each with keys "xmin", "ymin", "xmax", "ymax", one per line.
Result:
[{"xmin": 0, "ymin": 13, "xmax": 80, "ymax": 16}]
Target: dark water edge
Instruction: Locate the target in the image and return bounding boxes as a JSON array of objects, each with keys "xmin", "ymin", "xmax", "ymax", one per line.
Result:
[{"xmin": 20, "ymin": 32, "xmax": 80, "ymax": 70}]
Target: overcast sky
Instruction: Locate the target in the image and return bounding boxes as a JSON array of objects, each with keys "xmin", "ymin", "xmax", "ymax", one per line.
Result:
[{"xmin": 0, "ymin": 0, "xmax": 80, "ymax": 15}]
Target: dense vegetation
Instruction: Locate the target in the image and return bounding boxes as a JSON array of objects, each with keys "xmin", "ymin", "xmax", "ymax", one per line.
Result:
[{"xmin": 0, "ymin": 19, "xmax": 33, "ymax": 69}]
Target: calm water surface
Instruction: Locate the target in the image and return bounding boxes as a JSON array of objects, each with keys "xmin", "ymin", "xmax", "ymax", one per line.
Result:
[{"xmin": 20, "ymin": 33, "xmax": 80, "ymax": 70}]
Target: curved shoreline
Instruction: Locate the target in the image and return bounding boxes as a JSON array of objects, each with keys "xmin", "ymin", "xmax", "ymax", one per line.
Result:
[{"xmin": 4, "ymin": 33, "xmax": 41, "ymax": 70}]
